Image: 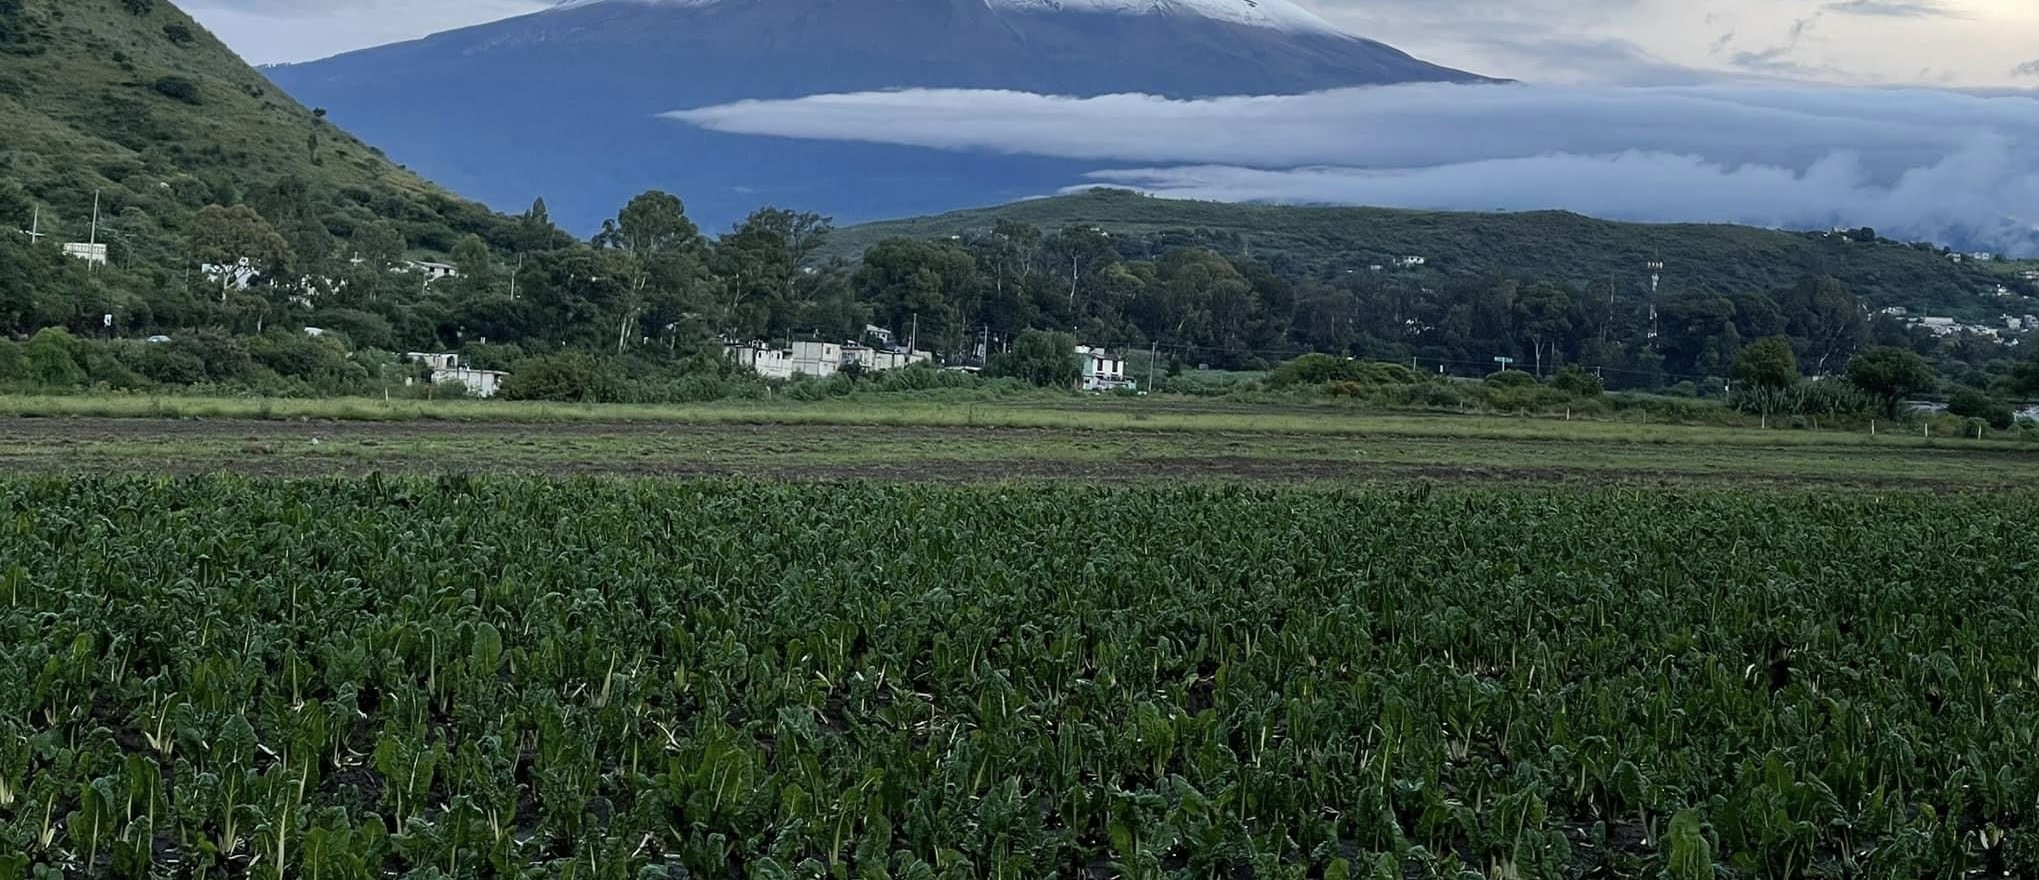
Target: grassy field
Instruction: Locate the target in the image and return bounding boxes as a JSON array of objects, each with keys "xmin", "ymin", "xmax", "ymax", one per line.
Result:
[{"xmin": 0, "ymin": 393, "xmax": 2031, "ymax": 486}]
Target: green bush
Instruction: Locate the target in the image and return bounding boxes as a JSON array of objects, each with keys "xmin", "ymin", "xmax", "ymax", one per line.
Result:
[
  {"xmin": 25, "ymin": 327, "xmax": 85, "ymax": 387},
  {"xmin": 1947, "ymin": 387, "xmax": 2014, "ymax": 430},
  {"xmin": 151, "ymin": 75, "xmax": 200, "ymax": 104},
  {"xmin": 986, "ymin": 331, "xmax": 1079, "ymax": 389},
  {"xmin": 137, "ymin": 345, "xmax": 208, "ymax": 385},
  {"xmin": 501, "ymin": 351, "xmax": 604, "ymax": 402},
  {"xmin": 1551, "ymin": 365, "xmax": 1606, "ymax": 398},
  {"xmin": 1484, "ymin": 369, "xmax": 1538, "ymax": 389}
]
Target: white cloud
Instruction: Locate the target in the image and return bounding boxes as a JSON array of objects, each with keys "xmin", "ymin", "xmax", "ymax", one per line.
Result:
[{"xmin": 667, "ymin": 83, "xmax": 2039, "ymax": 254}]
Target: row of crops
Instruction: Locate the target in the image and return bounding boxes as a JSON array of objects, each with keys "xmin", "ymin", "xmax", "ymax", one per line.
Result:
[{"xmin": 2, "ymin": 476, "xmax": 2036, "ymax": 878}]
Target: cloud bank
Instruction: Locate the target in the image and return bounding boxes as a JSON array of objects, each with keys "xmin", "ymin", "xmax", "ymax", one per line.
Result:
[{"xmin": 667, "ymin": 83, "xmax": 2039, "ymax": 254}]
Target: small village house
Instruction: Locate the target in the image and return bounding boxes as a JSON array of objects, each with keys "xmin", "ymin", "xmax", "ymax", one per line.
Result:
[
  {"xmin": 725, "ymin": 340, "xmax": 795, "ymax": 380},
  {"xmin": 1077, "ymin": 345, "xmax": 1136, "ymax": 392},
  {"xmin": 431, "ymin": 366, "xmax": 509, "ymax": 398}
]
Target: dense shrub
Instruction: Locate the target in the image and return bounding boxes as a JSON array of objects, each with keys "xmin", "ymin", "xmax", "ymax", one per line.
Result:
[
  {"xmin": 151, "ymin": 75, "xmax": 200, "ymax": 104},
  {"xmin": 1551, "ymin": 365, "xmax": 1606, "ymax": 398},
  {"xmin": 1484, "ymin": 369, "xmax": 1539, "ymax": 389},
  {"xmin": 24, "ymin": 327, "xmax": 85, "ymax": 387},
  {"xmin": 1947, "ymin": 387, "xmax": 2015, "ymax": 430},
  {"xmin": 986, "ymin": 331, "xmax": 1079, "ymax": 389},
  {"xmin": 501, "ymin": 351, "xmax": 604, "ymax": 402}
]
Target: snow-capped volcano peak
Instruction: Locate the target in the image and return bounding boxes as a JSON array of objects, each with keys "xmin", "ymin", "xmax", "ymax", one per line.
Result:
[
  {"xmin": 995, "ymin": 0, "xmax": 1342, "ymax": 36},
  {"xmin": 550, "ymin": 0, "xmax": 1347, "ymax": 36}
]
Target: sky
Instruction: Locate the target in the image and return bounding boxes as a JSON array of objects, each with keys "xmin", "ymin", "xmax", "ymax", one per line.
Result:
[
  {"xmin": 189, "ymin": 0, "xmax": 2039, "ymax": 87},
  {"xmin": 182, "ymin": 0, "xmax": 2039, "ymax": 252}
]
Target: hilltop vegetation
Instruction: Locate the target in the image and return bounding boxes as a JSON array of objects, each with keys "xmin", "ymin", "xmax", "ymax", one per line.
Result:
[
  {"xmin": 826, "ymin": 190, "xmax": 2033, "ymax": 319},
  {"xmin": 0, "ymin": 0, "xmax": 533, "ymax": 289}
]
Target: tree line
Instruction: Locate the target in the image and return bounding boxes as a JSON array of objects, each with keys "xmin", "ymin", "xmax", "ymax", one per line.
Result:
[{"xmin": 4, "ymin": 183, "xmax": 2036, "ymax": 404}]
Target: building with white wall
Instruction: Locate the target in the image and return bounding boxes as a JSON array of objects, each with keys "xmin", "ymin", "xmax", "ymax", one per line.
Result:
[
  {"xmin": 431, "ymin": 367, "xmax": 509, "ymax": 398},
  {"xmin": 62, "ymin": 242, "xmax": 108, "ymax": 266},
  {"xmin": 791, "ymin": 340, "xmax": 843, "ymax": 378},
  {"xmin": 405, "ymin": 352, "xmax": 460, "ymax": 371},
  {"xmin": 726, "ymin": 341, "xmax": 795, "ymax": 380},
  {"xmin": 1077, "ymin": 345, "xmax": 1135, "ymax": 392}
]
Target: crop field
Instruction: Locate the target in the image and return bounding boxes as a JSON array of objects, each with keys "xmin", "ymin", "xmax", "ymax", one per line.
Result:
[
  {"xmin": 0, "ymin": 415, "xmax": 2034, "ymax": 488},
  {"xmin": 3, "ymin": 476, "xmax": 2037, "ymax": 878}
]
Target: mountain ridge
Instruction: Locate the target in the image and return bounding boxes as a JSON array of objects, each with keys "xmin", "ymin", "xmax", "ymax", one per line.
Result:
[
  {"xmin": 823, "ymin": 190, "xmax": 2039, "ymax": 319},
  {"xmin": 266, "ymin": 0, "xmax": 1489, "ymax": 233}
]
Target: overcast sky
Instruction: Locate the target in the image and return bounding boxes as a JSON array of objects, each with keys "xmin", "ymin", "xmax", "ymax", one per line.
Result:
[{"xmin": 189, "ymin": 0, "xmax": 2039, "ymax": 86}]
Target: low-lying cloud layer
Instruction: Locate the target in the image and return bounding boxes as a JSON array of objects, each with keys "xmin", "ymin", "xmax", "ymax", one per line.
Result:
[{"xmin": 667, "ymin": 83, "xmax": 2039, "ymax": 254}]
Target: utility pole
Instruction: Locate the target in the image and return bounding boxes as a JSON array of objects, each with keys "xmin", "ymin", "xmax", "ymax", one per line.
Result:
[
  {"xmin": 1148, "ymin": 341, "xmax": 1159, "ymax": 392},
  {"xmin": 19, "ymin": 205, "xmax": 47, "ymax": 245},
  {"xmin": 909, "ymin": 312, "xmax": 918, "ymax": 356},
  {"xmin": 1646, "ymin": 259, "xmax": 1664, "ymax": 342}
]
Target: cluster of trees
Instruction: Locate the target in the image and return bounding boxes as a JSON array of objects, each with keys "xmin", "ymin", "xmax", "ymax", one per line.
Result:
[{"xmin": 6, "ymin": 180, "xmax": 2039, "ymax": 413}]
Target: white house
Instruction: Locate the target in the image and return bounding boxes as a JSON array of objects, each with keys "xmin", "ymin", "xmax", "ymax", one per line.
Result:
[
  {"xmin": 844, "ymin": 344, "xmax": 931, "ymax": 373},
  {"xmin": 725, "ymin": 341, "xmax": 795, "ymax": 380},
  {"xmin": 62, "ymin": 242, "xmax": 108, "ymax": 266},
  {"xmin": 406, "ymin": 260, "xmax": 460, "ymax": 282},
  {"xmin": 405, "ymin": 352, "xmax": 460, "ymax": 371},
  {"xmin": 1076, "ymin": 345, "xmax": 1136, "ymax": 392},
  {"xmin": 1396, "ymin": 255, "xmax": 1428, "ymax": 269},
  {"xmin": 790, "ymin": 340, "xmax": 843, "ymax": 378},
  {"xmin": 431, "ymin": 366, "xmax": 508, "ymax": 398}
]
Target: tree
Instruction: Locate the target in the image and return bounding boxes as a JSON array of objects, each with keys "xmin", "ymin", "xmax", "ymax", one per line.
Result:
[
  {"xmin": 715, "ymin": 208, "xmax": 833, "ymax": 338},
  {"xmin": 1847, "ymin": 346, "xmax": 1936, "ymax": 417},
  {"xmin": 1551, "ymin": 365, "xmax": 1604, "ymax": 397},
  {"xmin": 0, "ymin": 0, "xmax": 26, "ymax": 46},
  {"xmin": 2014, "ymin": 352, "xmax": 2039, "ymax": 396},
  {"xmin": 514, "ymin": 198, "xmax": 569, "ymax": 253},
  {"xmin": 1776, "ymin": 276, "xmax": 1866, "ymax": 373},
  {"xmin": 1513, "ymin": 283, "xmax": 1574, "ymax": 376},
  {"xmin": 1947, "ymin": 387, "xmax": 2014, "ymax": 430},
  {"xmin": 186, "ymin": 204, "xmax": 292, "ymax": 300},
  {"xmin": 1733, "ymin": 336, "xmax": 1799, "ymax": 391},
  {"xmin": 597, "ymin": 191, "xmax": 708, "ymax": 351},
  {"xmin": 500, "ymin": 351, "xmax": 603, "ymax": 402},
  {"xmin": 986, "ymin": 330, "xmax": 1080, "ymax": 388},
  {"xmin": 350, "ymin": 220, "xmax": 406, "ymax": 271},
  {"xmin": 24, "ymin": 328, "xmax": 85, "ymax": 387}
]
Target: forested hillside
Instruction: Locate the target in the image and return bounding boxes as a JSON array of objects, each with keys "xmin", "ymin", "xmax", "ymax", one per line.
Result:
[
  {"xmin": 828, "ymin": 190, "xmax": 2034, "ymax": 319},
  {"xmin": 0, "ymin": 0, "xmax": 539, "ymax": 326}
]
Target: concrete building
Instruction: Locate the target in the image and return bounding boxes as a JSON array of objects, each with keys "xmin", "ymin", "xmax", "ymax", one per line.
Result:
[
  {"xmin": 406, "ymin": 260, "xmax": 460, "ymax": 282},
  {"xmin": 791, "ymin": 340, "xmax": 843, "ymax": 378},
  {"xmin": 405, "ymin": 352, "xmax": 460, "ymax": 371},
  {"xmin": 431, "ymin": 367, "xmax": 509, "ymax": 399},
  {"xmin": 728, "ymin": 338, "xmax": 933, "ymax": 380},
  {"xmin": 725, "ymin": 341, "xmax": 795, "ymax": 380},
  {"xmin": 1077, "ymin": 345, "xmax": 1136, "ymax": 392},
  {"xmin": 844, "ymin": 344, "xmax": 931, "ymax": 373},
  {"xmin": 62, "ymin": 242, "xmax": 108, "ymax": 266}
]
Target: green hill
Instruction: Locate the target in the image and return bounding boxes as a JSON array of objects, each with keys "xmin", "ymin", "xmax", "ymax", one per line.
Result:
[
  {"xmin": 827, "ymin": 190, "xmax": 2036, "ymax": 319},
  {"xmin": 0, "ymin": 0, "xmax": 509, "ymax": 267}
]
